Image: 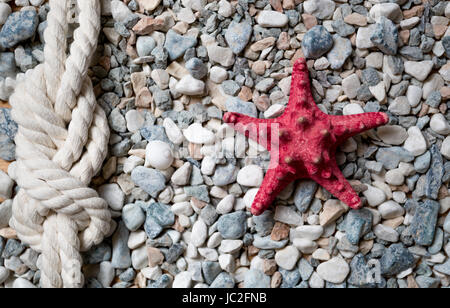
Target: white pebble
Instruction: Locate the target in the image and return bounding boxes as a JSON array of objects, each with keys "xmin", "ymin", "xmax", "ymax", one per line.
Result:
[
  {"xmin": 373, "ymin": 224, "xmax": 399, "ymax": 242},
  {"xmin": 378, "ymin": 200, "xmax": 405, "ymax": 219},
  {"xmin": 293, "ymin": 238, "xmax": 318, "ymax": 254},
  {"xmin": 216, "ymin": 194, "xmax": 235, "ymax": 214},
  {"xmin": 237, "ymin": 165, "xmax": 263, "ymax": 187},
  {"xmin": 191, "ymin": 219, "xmax": 207, "ymax": 247},
  {"xmin": 342, "ymin": 103, "xmax": 364, "ymax": 115},
  {"xmin": 183, "ymin": 123, "xmax": 216, "ymax": 144},
  {"xmin": 171, "ymin": 162, "xmax": 192, "ymax": 186},
  {"xmin": 385, "ymin": 169, "xmax": 404, "ymax": 186},
  {"xmin": 362, "ymin": 185, "xmax": 386, "ymax": 207},
  {"xmin": 293, "ymin": 225, "xmax": 324, "ymax": 240},
  {"xmin": 98, "ymin": 183, "xmax": 125, "ymax": 211},
  {"xmin": 175, "ymin": 75, "xmax": 205, "ymax": 96},
  {"xmin": 163, "ymin": 118, "xmax": 184, "ymax": 145},
  {"xmin": 0, "ymin": 170, "xmax": 13, "ymax": 200},
  {"xmin": 430, "ymin": 113, "xmax": 450, "ymax": 135},
  {"xmin": 209, "ymin": 66, "xmax": 228, "ymax": 83},
  {"xmin": 275, "ymin": 246, "xmax": 300, "ymax": 270},
  {"xmin": 125, "ymin": 110, "xmax": 145, "ymax": 132},
  {"xmin": 404, "ymin": 126, "xmax": 427, "ymax": 156},
  {"xmin": 441, "ymin": 136, "xmax": 450, "ymax": 159},
  {"xmin": 316, "ymin": 257, "xmax": 350, "ymax": 284},
  {"xmin": 145, "ymin": 140, "xmax": 174, "ymax": 170},
  {"xmin": 257, "ymin": 11, "xmax": 288, "ymax": 28},
  {"xmin": 173, "ymin": 271, "xmax": 192, "ymax": 288}
]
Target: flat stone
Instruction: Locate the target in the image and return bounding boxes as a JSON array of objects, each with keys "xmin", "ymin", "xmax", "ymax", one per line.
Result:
[
  {"xmin": 225, "ymin": 21, "xmax": 252, "ymax": 54},
  {"xmin": 377, "ymin": 125, "xmax": 407, "ymax": 145},
  {"xmin": 293, "ymin": 180, "xmax": 317, "ymax": 212},
  {"xmin": 0, "ymin": 10, "xmax": 38, "ymax": 48},
  {"xmin": 327, "ymin": 35, "xmax": 352, "ymax": 70},
  {"xmin": 380, "ymin": 243, "xmax": 415, "ymax": 276},
  {"xmin": 408, "ymin": 199, "xmax": 440, "ymax": 246}
]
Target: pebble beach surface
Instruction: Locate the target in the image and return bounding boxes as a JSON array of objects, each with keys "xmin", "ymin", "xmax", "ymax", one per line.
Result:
[{"xmin": 0, "ymin": 0, "xmax": 450, "ymax": 288}]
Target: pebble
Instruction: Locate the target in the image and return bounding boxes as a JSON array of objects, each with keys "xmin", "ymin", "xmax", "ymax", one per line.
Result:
[
  {"xmin": 175, "ymin": 75, "xmax": 205, "ymax": 96},
  {"xmin": 302, "ymin": 26, "xmax": 333, "ymax": 59},
  {"xmin": 226, "ymin": 97, "xmax": 257, "ymax": 117},
  {"xmin": 209, "ymin": 66, "xmax": 228, "ymax": 83},
  {"xmin": 409, "ymin": 199, "xmax": 440, "ymax": 246},
  {"xmin": 256, "ymin": 11, "xmax": 288, "ymax": 28},
  {"xmin": 380, "ymin": 243, "xmax": 415, "ymax": 276},
  {"xmin": 430, "ymin": 113, "xmax": 450, "ymax": 135},
  {"xmin": 293, "ymin": 225, "xmax": 323, "ymax": 241},
  {"xmin": 275, "ymin": 246, "xmax": 300, "ymax": 271},
  {"xmin": 370, "ymin": 17, "xmax": 398, "ymax": 56},
  {"xmin": 136, "ymin": 36, "xmax": 156, "ymax": 57},
  {"xmin": 173, "ymin": 271, "xmax": 192, "ymax": 288},
  {"xmin": 207, "ymin": 44, "xmax": 235, "ymax": 67},
  {"xmin": 442, "ymin": 136, "xmax": 450, "ymax": 159},
  {"xmin": 111, "ymin": 222, "xmax": 131, "ymax": 269},
  {"xmin": 377, "ymin": 125, "xmax": 407, "ymax": 145},
  {"xmin": 406, "ymin": 85, "xmax": 422, "ymax": 107},
  {"xmin": 185, "ymin": 58, "xmax": 207, "ymax": 80},
  {"xmin": 0, "ymin": 10, "xmax": 38, "ymax": 48},
  {"xmin": 13, "ymin": 278, "xmax": 37, "ymax": 288},
  {"xmin": 404, "ymin": 60, "xmax": 434, "ymax": 82},
  {"xmin": 145, "ymin": 140, "xmax": 173, "ymax": 170},
  {"xmin": 342, "ymin": 74, "xmax": 360, "ymax": 99},
  {"xmin": 373, "ymin": 224, "xmax": 398, "ymax": 242},
  {"xmin": 183, "ymin": 123, "xmax": 215, "ymax": 144},
  {"xmin": 404, "ymin": 126, "xmax": 427, "ymax": 156},
  {"xmin": 0, "ymin": 200, "xmax": 12, "ymax": 229},
  {"xmin": 316, "ymin": 257, "xmax": 350, "ymax": 284},
  {"xmin": 225, "ymin": 21, "xmax": 252, "ymax": 55},
  {"xmin": 217, "ymin": 211, "xmax": 246, "ymax": 239},
  {"xmin": 0, "ymin": 3, "xmax": 11, "ymax": 26},
  {"xmin": 164, "ymin": 30, "xmax": 197, "ymax": 60},
  {"xmin": 191, "ymin": 219, "xmax": 207, "ymax": 247},
  {"xmin": 369, "ymin": 3, "xmax": 402, "ymax": 23},
  {"xmin": 385, "ymin": 169, "xmax": 404, "ymax": 186},
  {"xmin": 131, "ymin": 166, "xmax": 166, "ymax": 198},
  {"xmin": 327, "ymin": 35, "xmax": 351, "ymax": 70},
  {"xmin": 303, "ymin": 0, "xmax": 336, "ymax": 20},
  {"xmin": 98, "ymin": 184, "xmax": 125, "ymax": 211},
  {"xmin": 122, "ymin": 203, "xmax": 145, "ymax": 232},
  {"xmin": 378, "ymin": 201, "xmax": 405, "ymax": 219},
  {"xmin": 210, "ymin": 272, "xmax": 235, "ymax": 288},
  {"xmin": 244, "ymin": 269, "xmax": 270, "ymax": 288},
  {"xmin": 237, "ymin": 165, "xmax": 263, "ymax": 187}
]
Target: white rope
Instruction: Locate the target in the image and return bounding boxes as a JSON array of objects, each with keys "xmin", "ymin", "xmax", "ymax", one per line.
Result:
[{"xmin": 9, "ymin": 0, "xmax": 111, "ymax": 288}]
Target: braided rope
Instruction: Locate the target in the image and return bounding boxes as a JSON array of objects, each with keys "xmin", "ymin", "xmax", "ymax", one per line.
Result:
[{"xmin": 9, "ymin": 0, "xmax": 111, "ymax": 288}]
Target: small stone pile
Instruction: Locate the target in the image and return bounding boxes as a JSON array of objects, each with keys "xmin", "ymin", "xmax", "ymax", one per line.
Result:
[{"xmin": 0, "ymin": 0, "xmax": 449, "ymax": 288}]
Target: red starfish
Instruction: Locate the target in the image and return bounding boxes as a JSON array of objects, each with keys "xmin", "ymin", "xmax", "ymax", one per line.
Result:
[{"xmin": 223, "ymin": 58, "xmax": 389, "ymax": 216}]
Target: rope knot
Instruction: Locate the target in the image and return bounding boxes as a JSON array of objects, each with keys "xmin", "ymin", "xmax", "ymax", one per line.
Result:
[{"xmin": 9, "ymin": 0, "xmax": 110, "ymax": 288}]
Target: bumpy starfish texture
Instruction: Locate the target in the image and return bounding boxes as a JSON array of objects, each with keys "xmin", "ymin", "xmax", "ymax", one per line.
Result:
[{"xmin": 223, "ymin": 58, "xmax": 389, "ymax": 216}]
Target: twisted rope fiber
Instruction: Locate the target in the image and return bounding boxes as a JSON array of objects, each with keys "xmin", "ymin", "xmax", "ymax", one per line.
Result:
[{"xmin": 9, "ymin": 0, "xmax": 111, "ymax": 288}]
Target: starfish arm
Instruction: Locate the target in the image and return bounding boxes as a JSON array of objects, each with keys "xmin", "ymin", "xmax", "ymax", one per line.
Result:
[
  {"xmin": 223, "ymin": 112, "xmax": 275, "ymax": 150},
  {"xmin": 285, "ymin": 58, "xmax": 320, "ymax": 114},
  {"xmin": 331, "ymin": 112, "xmax": 389, "ymax": 141},
  {"xmin": 251, "ymin": 165, "xmax": 293, "ymax": 216},
  {"xmin": 310, "ymin": 161, "xmax": 362, "ymax": 209}
]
